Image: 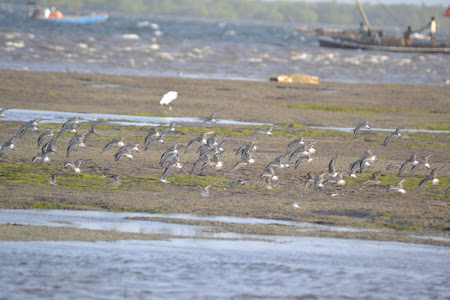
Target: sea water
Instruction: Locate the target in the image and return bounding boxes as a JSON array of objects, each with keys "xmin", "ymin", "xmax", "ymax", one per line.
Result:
[{"xmin": 0, "ymin": 3, "xmax": 449, "ymax": 86}]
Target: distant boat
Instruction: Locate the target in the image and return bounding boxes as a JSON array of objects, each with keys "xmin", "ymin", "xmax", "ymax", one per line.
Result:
[
  {"xmin": 35, "ymin": 14, "xmax": 108, "ymax": 24},
  {"xmin": 318, "ymin": 36, "xmax": 449, "ymax": 53},
  {"xmin": 317, "ymin": 0, "xmax": 449, "ymax": 54},
  {"xmin": 27, "ymin": 1, "xmax": 108, "ymax": 24}
]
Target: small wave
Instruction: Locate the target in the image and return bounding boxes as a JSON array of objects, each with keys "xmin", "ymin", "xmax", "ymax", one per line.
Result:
[{"xmin": 121, "ymin": 33, "xmax": 140, "ymax": 40}]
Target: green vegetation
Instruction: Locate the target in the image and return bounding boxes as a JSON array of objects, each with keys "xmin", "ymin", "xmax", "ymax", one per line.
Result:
[
  {"xmin": 126, "ymin": 112, "xmax": 170, "ymax": 118},
  {"xmin": 418, "ymin": 124, "xmax": 450, "ymax": 131},
  {"xmin": 165, "ymin": 174, "xmax": 230, "ymax": 186},
  {"xmin": 19, "ymin": 0, "xmax": 449, "ymax": 29},
  {"xmin": 176, "ymin": 125, "xmax": 256, "ymax": 137},
  {"xmin": 279, "ymin": 102, "xmax": 448, "ymax": 115},
  {"xmin": 374, "ymin": 213, "xmax": 423, "ymax": 231},
  {"xmin": 32, "ymin": 201, "xmax": 75, "ymax": 210}
]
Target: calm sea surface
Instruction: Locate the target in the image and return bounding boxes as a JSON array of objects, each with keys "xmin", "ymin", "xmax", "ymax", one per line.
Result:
[{"xmin": 0, "ymin": 3, "xmax": 449, "ymax": 85}]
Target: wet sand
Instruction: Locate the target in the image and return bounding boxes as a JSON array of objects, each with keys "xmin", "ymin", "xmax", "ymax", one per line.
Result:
[{"xmin": 0, "ymin": 69, "xmax": 449, "ymax": 245}]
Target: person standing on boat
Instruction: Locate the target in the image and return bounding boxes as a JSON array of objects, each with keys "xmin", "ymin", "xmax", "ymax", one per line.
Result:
[
  {"xmin": 429, "ymin": 17, "xmax": 438, "ymax": 47},
  {"xmin": 359, "ymin": 22, "xmax": 369, "ymax": 36},
  {"xmin": 403, "ymin": 26, "xmax": 413, "ymax": 46},
  {"xmin": 44, "ymin": 7, "xmax": 51, "ymax": 18},
  {"xmin": 29, "ymin": 3, "xmax": 41, "ymax": 18},
  {"xmin": 419, "ymin": 17, "xmax": 438, "ymax": 47}
]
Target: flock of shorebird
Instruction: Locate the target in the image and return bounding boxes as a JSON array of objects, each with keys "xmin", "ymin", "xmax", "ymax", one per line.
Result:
[{"xmin": 0, "ymin": 105, "xmax": 448, "ymax": 198}]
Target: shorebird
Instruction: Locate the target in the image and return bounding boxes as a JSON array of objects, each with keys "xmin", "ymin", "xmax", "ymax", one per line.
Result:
[
  {"xmin": 0, "ymin": 108, "xmax": 9, "ymax": 118},
  {"xmin": 1, "ymin": 136, "xmax": 19, "ymax": 152},
  {"xmin": 260, "ymin": 167, "xmax": 279, "ymax": 189},
  {"xmin": 45, "ymin": 173, "xmax": 59, "ymax": 185},
  {"xmin": 114, "ymin": 143, "xmax": 139, "ymax": 161},
  {"xmin": 159, "ymin": 155, "xmax": 182, "ymax": 183},
  {"xmin": 41, "ymin": 138, "xmax": 57, "ymax": 155},
  {"xmin": 264, "ymin": 152, "xmax": 290, "ymax": 172},
  {"xmin": 200, "ymin": 110, "xmax": 222, "ymax": 127},
  {"xmin": 232, "ymin": 150, "xmax": 255, "ymax": 172},
  {"xmin": 328, "ymin": 172, "xmax": 347, "ymax": 186},
  {"xmin": 185, "ymin": 131, "xmax": 215, "ymax": 153},
  {"xmin": 18, "ymin": 120, "xmax": 41, "ymax": 138},
  {"xmin": 31, "ymin": 152, "xmax": 43, "ymax": 165},
  {"xmin": 382, "ymin": 127, "xmax": 403, "ymax": 146},
  {"xmin": 160, "ymin": 91, "xmax": 177, "ymax": 106},
  {"xmin": 292, "ymin": 202, "xmax": 301, "ymax": 209},
  {"xmin": 353, "ymin": 120, "xmax": 370, "ymax": 140},
  {"xmin": 199, "ymin": 185, "xmax": 212, "ymax": 197},
  {"xmin": 348, "ymin": 159, "xmax": 361, "ymax": 178},
  {"xmin": 327, "ymin": 155, "xmax": 338, "ymax": 178},
  {"xmin": 418, "ymin": 165, "xmax": 445, "ymax": 191},
  {"xmin": 61, "ymin": 117, "xmax": 79, "ymax": 131},
  {"xmin": 201, "ymin": 152, "xmax": 224, "ymax": 172},
  {"xmin": 409, "ymin": 154, "xmax": 432, "ymax": 176},
  {"xmin": 334, "ymin": 172, "xmax": 347, "ymax": 186},
  {"xmin": 64, "ymin": 159, "xmax": 91, "ymax": 173},
  {"xmin": 359, "ymin": 149, "xmax": 376, "ymax": 173},
  {"xmin": 66, "ymin": 132, "xmax": 88, "ymax": 157},
  {"xmin": 253, "ymin": 125, "xmax": 275, "ymax": 136},
  {"xmin": 145, "ymin": 132, "xmax": 166, "ymax": 151},
  {"xmin": 313, "ymin": 172, "xmax": 328, "ymax": 190},
  {"xmin": 144, "ymin": 125, "xmax": 163, "ymax": 146},
  {"xmin": 387, "ymin": 179, "xmax": 406, "ymax": 194},
  {"xmin": 303, "ymin": 171, "xmax": 315, "ymax": 190},
  {"xmin": 294, "ymin": 153, "xmax": 313, "ymax": 169},
  {"xmin": 37, "ymin": 130, "xmax": 54, "ymax": 148},
  {"xmin": 160, "ymin": 122, "xmax": 177, "ymax": 135},
  {"xmin": 56, "ymin": 117, "xmax": 79, "ymax": 140},
  {"xmin": 160, "ymin": 143, "xmax": 183, "ymax": 167},
  {"xmin": 365, "ymin": 170, "xmax": 381, "ymax": 185},
  {"xmin": 190, "ymin": 153, "xmax": 211, "ymax": 175},
  {"xmin": 56, "ymin": 122, "xmax": 78, "ymax": 140},
  {"xmin": 288, "ymin": 144, "xmax": 307, "ymax": 164},
  {"xmin": 235, "ymin": 142, "xmax": 257, "ymax": 157},
  {"xmin": 106, "ymin": 175, "xmax": 121, "ymax": 187},
  {"xmin": 398, "ymin": 151, "xmax": 421, "ymax": 176},
  {"xmin": 197, "ymin": 138, "xmax": 225, "ymax": 157},
  {"xmin": 286, "ymin": 136, "xmax": 309, "ymax": 152},
  {"xmin": 292, "ymin": 142, "xmax": 315, "ymax": 164},
  {"xmin": 100, "ymin": 137, "xmax": 125, "ymax": 154}
]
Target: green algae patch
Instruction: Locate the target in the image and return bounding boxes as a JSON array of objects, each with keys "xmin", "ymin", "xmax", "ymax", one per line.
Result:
[
  {"xmin": 176, "ymin": 125, "xmax": 256, "ymax": 137},
  {"xmin": 278, "ymin": 102, "xmax": 447, "ymax": 115},
  {"xmin": 276, "ymin": 123, "xmax": 306, "ymax": 129},
  {"xmin": 418, "ymin": 124, "xmax": 450, "ymax": 131},
  {"xmin": 0, "ymin": 162, "xmax": 57, "ymax": 185},
  {"xmin": 127, "ymin": 112, "xmax": 171, "ymax": 118},
  {"xmin": 373, "ymin": 213, "xmax": 423, "ymax": 231},
  {"xmin": 165, "ymin": 174, "xmax": 231, "ymax": 186},
  {"xmin": 32, "ymin": 201, "xmax": 75, "ymax": 210}
]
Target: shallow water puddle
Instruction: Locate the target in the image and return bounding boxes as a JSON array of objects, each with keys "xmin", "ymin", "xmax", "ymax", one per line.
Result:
[
  {"xmin": 2, "ymin": 108, "xmax": 268, "ymax": 127},
  {"xmin": 0, "ymin": 209, "xmax": 377, "ymax": 239},
  {"xmin": 4, "ymin": 108, "xmax": 449, "ymax": 133}
]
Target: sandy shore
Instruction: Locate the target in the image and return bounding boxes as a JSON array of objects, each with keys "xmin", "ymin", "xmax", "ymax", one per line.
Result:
[{"xmin": 0, "ymin": 69, "xmax": 449, "ymax": 245}]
